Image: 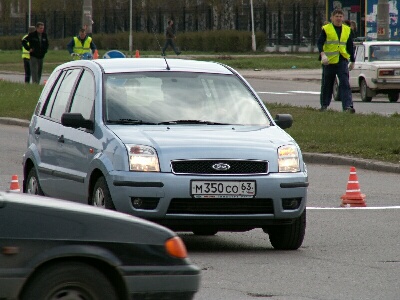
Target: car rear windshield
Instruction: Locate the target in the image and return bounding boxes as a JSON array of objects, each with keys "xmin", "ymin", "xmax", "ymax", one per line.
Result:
[
  {"xmin": 369, "ymin": 45, "xmax": 400, "ymax": 62},
  {"xmin": 104, "ymin": 72, "xmax": 271, "ymax": 126}
]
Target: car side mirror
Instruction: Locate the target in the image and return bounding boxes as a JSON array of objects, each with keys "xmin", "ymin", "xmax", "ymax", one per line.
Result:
[
  {"xmin": 61, "ymin": 113, "xmax": 94, "ymax": 131},
  {"xmin": 274, "ymin": 114, "xmax": 293, "ymax": 129}
]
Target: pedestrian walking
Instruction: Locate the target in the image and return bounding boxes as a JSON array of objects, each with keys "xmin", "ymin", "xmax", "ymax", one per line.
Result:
[
  {"xmin": 317, "ymin": 9, "xmax": 355, "ymax": 113},
  {"xmin": 21, "ymin": 26, "xmax": 36, "ymax": 83},
  {"xmin": 67, "ymin": 28, "xmax": 97, "ymax": 58},
  {"xmin": 161, "ymin": 20, "xmax": 181, "ymax": 56},
  {"xmin": 22, "ymin": 22, "xmax": 49, "ymax": 84}
]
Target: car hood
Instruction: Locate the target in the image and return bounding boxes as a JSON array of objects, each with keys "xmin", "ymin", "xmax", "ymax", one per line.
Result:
[
  {"xmin": 0, "ymin": 191, "xmax": 175, "ymax": 244},
  {"xmin": 110, "ymin": 125, "xmax": 295, "ymax": 161}
]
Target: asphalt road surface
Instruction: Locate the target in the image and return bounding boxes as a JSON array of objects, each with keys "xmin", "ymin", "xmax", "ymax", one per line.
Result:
[{"xmin": 1, "ymin": 123, "xmax": 399, "ymax": 300}]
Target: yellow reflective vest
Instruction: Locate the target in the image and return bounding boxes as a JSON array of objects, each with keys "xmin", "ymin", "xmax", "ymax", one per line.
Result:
[
  {"xmin": 73, "ymin": 36, "xmax": 92, "ymax": 54},
  {"xmin": 322, "ymin": 23, "xmax": 351, "ymax": 64},
  {"xmin": 22, "ymin": 34, "xmax": 30, "ymax": 59}
]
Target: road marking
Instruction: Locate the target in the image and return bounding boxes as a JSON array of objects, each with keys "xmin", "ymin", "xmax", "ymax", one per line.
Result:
[
  {"xmin": 257, "ymin": 91, "xmax": 320, "ymax": 95},
  {"xmin": 288, "ymin": 90, "xmax": 321, "ymax": 95},
  {"xmin": 257, "ymin": 91, "xmax": 291, "ymax": 95},
  {"xmin": 307, "ymin": 206, "xmax": 400, "ymax": 210}
]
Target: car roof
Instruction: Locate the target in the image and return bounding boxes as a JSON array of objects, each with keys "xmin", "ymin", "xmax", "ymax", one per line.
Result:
[
  {"xmin": 360, "ymin": 41, "xmax": 400, "ymax": 46},
  {"xmin": 93, "ymin": 58, "xmax": 234, "ymax": 75}
]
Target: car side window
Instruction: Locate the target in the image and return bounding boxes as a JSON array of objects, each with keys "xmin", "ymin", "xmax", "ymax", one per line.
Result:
[
  {"xmin": 44, "ymin": 68, "xmax": 81, "ymax": 122},
  {"xmin": 69, "ymin": 70, "xmax": 95, "ymax": 120}
]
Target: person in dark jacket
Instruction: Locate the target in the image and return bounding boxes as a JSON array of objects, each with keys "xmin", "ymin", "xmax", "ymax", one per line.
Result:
[
  {"xmin": 22, "ymin": 22, "xmax": 49, "ymax": 84},
  {"xmin": 161, "ymin": 20, "xmax": 181, "ymax": 56}
]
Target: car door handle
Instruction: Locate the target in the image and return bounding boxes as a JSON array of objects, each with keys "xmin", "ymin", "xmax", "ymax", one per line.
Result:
[
  {"xmin": 34, "ymin": 127, "xmax": 40, "ymax": 135},
  {"xmin": 58, "ymin": 135, "xmax": 65, "ymax": 143}
]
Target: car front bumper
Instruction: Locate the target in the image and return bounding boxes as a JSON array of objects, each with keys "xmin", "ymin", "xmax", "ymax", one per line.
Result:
[{"xmin": 107, "ymin": 170, "xmax": 308, "ymax": 226}]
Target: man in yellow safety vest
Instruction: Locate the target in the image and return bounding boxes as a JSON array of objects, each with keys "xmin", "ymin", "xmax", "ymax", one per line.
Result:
[
  {"xmin": 67, "ymin": 28, "xmax": 97, "ymax": 58},
  {"xmin": 21, "ymin": 26, "xmax": 36, "ymax": 83},
  {"xmin": 317, "ymin": 8, "xmax": 355, "ymax": 113}
]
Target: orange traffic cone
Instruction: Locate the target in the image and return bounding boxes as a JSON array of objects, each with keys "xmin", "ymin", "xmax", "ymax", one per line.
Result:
[
  {"xmin": 135, "ymin": 50, "xmax": 140, "ymax": 58},
  {"xmin": 9, "ymin": 175, "xmax": 21, "ymax": 192},
  {"xmin": 340, "ymin": 166, "xmax": 366, "ymax": 207}
]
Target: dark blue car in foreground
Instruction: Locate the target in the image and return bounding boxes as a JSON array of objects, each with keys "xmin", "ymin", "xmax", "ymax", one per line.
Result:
[{"xmin": 0, "ymin": 191, "xmax": 200, "ymax": 300}]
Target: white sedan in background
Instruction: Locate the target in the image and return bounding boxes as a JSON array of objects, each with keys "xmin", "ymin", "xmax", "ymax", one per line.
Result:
[{"xmin": 334, "ymin": 41, "xmax": 400, "ymax": 102}]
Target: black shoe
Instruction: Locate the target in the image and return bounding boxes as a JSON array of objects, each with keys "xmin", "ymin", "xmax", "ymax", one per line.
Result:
[
  {"xmin": 176, "ymin": 51, "xmax": 181, "ymax": 55},
  {"xmin": 319, "ymin": 106, "xmax": 327, "ymax": 111},
  {"xmin": 344, "ymin": 107, "xmax": 356, "ymax": 113}
]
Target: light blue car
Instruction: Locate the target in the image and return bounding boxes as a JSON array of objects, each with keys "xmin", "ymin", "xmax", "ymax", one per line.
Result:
[{"xmin": 23, "ymin": 58, "xmax": 308, "ymax": 250}]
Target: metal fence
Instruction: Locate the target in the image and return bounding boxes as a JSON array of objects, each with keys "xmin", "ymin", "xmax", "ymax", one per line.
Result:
[{"xmin": 1, "ymin": 4, "xmax": 325, "ymax": 46}]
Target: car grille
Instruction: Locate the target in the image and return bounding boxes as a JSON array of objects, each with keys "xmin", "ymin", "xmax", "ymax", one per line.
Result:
[
  {"xmin": 167, "ymin": 198, "xmax": 274, "ymax": 215},
  {"xmin": 171, "ymin": 159, "xmax": 268, "ymax": 175}
]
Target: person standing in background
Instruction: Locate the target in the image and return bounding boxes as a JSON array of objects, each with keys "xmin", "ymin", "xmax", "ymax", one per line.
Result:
[
  {"xmin": 67, "ymin": 28, "xmax": 97, "ymax": 58},
  {"xmin": 22, "ymin": 22, "xmax": 49, "ymax": 84},
  {"xmin": 21, "ymin": 26, "xmax": 36, "ymax": 83},
  {"xmin": 161, "ymin": 20, "xmax": 181, "ymax": 56},
  {"xmin": 317, "ymin": 9, "xmax": 355, "ymax": 113}
]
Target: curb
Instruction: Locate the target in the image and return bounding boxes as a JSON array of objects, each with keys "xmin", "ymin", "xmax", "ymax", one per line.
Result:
[
  {"xmin": 0, "ymin": 117, "xmax": 30, "ymax": 127},
  {"xmin": 1, "ymin": 117, "xmax": 398, "ymax": 174},
  {"xmin": 303, "ymin": 153, "xmax": 400, "ymax": 174}
]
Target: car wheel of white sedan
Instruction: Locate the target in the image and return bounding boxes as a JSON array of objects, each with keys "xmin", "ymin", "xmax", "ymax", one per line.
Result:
[
  {"xmin": 92, "ymin": 176, "xmax": 116, "ymax": 209},
  {"xmin": 388, "ymin": 92, "xmax": 399, "ymax": 102},
  {"xmin": 333, "ymin": 76, "xmax": 340, "ymax": 101},
  {"xmin": 21, "ymin": 262, "xmax": 117, "ymax": 300},
  {"xmin": 360, "ymin": 79, "xmax": 373, "ymax": 102}
]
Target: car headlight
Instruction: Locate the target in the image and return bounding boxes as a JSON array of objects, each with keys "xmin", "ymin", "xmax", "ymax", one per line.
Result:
[
  {"xmin": 126, "ymin": 144, "xmax": 160, "ymax": 172},
  {"xmin": 278, "ymin": 145, "xmax": 300, "ymax": 172}
]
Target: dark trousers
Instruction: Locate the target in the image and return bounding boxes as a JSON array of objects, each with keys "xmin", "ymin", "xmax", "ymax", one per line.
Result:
[
  {"xmin": 30, "ymin": 56, "xmax": 44, "ymax": 84},
  {"xmin": 322, "ymin": 60, "xmax": 353, "ymax": 110},
  {"xmin": 162, "ymin": 39, "xmax": 180, "ymax": 55},
  {"xmin": 23, "ymin": 58, "xmax": 31, "ymax": 83}
]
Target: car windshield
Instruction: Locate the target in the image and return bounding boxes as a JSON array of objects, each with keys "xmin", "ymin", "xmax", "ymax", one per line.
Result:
[
  {"xmin": 369, "ymin": 45, "xmax": 400, "ymax": 62},
  {"xmin": 104, "ymin": 72, "xmax": 270, "ymax": 126}
]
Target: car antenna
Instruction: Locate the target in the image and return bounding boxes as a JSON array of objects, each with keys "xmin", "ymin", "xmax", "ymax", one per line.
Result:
[{"xmin": 152, "ymin": 27, "xmax": 170, "ymax": 70}]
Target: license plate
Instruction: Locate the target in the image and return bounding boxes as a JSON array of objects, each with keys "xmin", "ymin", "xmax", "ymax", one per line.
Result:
[{"xmin": 191, "ymin": 180, "xmax": 256, "ymax": 198}]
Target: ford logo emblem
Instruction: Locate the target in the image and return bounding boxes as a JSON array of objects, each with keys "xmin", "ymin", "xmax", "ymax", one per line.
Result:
[{"xmin": 212, "ymin": 163, "xmax": 231, "ymax": 171}]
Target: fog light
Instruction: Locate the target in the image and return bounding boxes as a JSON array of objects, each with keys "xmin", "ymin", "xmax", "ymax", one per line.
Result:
[
  {"xmin": 282, "ymin": 198, "xmax": 301, "ymax": 210},
  {"xmin": 132, "ymin": 198, "xmax": 143, "ymax": 208}
]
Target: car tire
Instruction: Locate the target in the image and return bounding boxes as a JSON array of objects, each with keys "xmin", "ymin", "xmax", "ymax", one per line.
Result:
[
  {"xmin": 360, "ymin": 79, "xmax": 372, "ymax": 102},
  {"xmin": 92, "ymin": 176, "xmax": 116, "ymax": 209},
  {"xmin": 24, "ymin": 168, "xmax": 44, "ymax": 195},
  {"xmin": 21, "ymin": 262, "xmax": 117, "ymax": 300},
  {"xmin": 265, "ymin": 209, "xmax": 306, "ymax": 250},
  {"xmin": 388, "ymin": 92, "xmax": 399, "ymax": 102},
  {"xmin": 192, "ymin": 228, "xmax": 218, "ymax": 236},
  {"xmin": 333, "ymin": 76, "xmax": 340, "ymax": 101}
]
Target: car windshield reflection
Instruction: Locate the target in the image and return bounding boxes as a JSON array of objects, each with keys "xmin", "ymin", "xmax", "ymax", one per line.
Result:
[{"xmin": 104, "ymin": 72, "xmax": 269, "ymax": 126}]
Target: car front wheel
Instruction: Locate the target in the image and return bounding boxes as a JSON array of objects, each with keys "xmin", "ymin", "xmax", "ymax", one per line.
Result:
[
  {"xmin": 388, "ymin": 92, "xmax": 399, "ymax": 102},
  {"xmin": 92, "ymin": 176, "xmax": 116, "ymax": 209},
  {"xmin": 265, "ymin": 209, "xmax": 306, "ymax": 250},
  {"xmin": 360, "ymin": 79, "xmax": 373, "ymax": 102},
  {"xmin": 24, "ymin": 168, "xmax": 44, "ymax": 195},
  {"xmin": 21, "ymin": 262, "xmax": 117, "ymax": 300}
]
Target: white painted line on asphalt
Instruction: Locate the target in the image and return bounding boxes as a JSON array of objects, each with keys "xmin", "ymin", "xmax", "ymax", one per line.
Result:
[
  {"xmin": 257, "ymin": 91, "xmax": 291, "ymax": 95},
  {"xmin": 307, "ymin": 206, "xmax": 400, "ymax": 210},
  {"xmin": 288, "ymin": 90, "xmax": 321, "ymax": 95}
]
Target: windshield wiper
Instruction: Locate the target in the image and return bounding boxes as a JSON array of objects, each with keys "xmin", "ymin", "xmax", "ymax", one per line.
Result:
[
  {"xmin": 107, "ymin": 119, "xmax": 158, "ymax": 125},
  {"xmin": 158, "ymin": 120, "xmax": 231, "ymax": 125}
]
